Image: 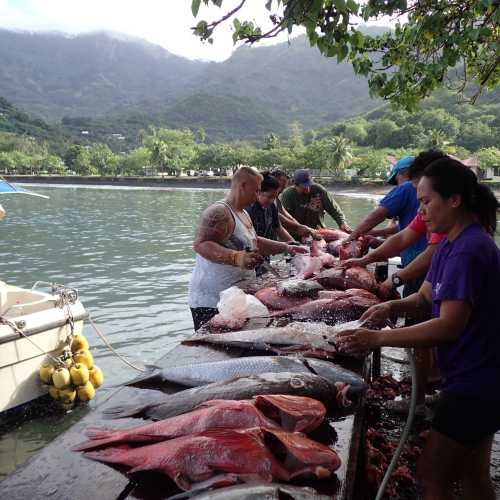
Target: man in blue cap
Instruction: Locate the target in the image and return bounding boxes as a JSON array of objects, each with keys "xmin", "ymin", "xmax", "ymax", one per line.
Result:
[
  {"xmin": 346, "ymin": 155, "xmax": 426, "ymax": 268},
  {"xmin": 281, "ymin": 169, "xmax": 351, "ymax": 238}
]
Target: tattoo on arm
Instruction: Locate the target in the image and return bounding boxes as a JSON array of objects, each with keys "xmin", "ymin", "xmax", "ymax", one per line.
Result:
[{"xmin": 194, "ymin": 204, "xmax": 234, "ymax": 245}]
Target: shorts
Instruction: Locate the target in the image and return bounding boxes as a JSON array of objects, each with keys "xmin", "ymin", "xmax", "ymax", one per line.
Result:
[
  {"xmin": 432, "ymin": 391, "xmax": 500, "ymax": 448},
  {"xmin": 190, "ymin": 307, "xmax": 218, "ymax": 331}
]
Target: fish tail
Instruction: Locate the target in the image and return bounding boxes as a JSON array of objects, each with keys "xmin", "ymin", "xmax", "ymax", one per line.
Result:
[
  {"xmin": 72, "ymin": 428, "xmax": 125, "ymax": 451},
  {"xmin": 123, "ymin": 368, "xmax": 163, "ymax": 387},
  {"xmin": 102, "ymin": 402, "xmax": 149, "ymax": 419},
  {"xmin": 84, "ymin": 444, "xmax": 131, "ymax": 464}
]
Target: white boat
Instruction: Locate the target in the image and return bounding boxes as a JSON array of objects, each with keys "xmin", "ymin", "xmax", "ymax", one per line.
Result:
[{"xmin": 0, "ymin": 281, "xmax": 87, "ymax": 416}]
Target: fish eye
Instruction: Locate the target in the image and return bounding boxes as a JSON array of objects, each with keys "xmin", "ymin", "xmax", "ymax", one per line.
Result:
[{"xmin": 290, "ymin": 377, "xmax": 305, "ymax": 388}]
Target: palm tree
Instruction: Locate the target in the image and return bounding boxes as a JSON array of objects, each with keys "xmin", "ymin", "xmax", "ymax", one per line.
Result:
[{"xmin": 327, "ymin": 136, "xmax": 353, "ymax": 176}]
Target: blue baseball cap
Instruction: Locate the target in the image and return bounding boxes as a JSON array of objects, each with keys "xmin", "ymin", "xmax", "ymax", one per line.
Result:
[
  {"xmin": 293, "ymin": 169, "xmax": 312, "ymax": 187},
  {"xmin": 387, "ymin": 156, "xmax": 415, "ymax": 185}
]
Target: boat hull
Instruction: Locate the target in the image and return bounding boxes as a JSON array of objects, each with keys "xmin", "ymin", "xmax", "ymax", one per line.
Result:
[{"xmin": 0, "ymin": 283, "xmax": 88, "ymax": 415}]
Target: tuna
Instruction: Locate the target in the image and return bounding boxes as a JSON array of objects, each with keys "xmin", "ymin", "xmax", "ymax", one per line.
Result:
[
  {"xmin": 124, "ymin": 355, "xmax": 367, "ymax": 395},
  {"xmin": 103, "ymin": 372, "xmax": 339, "ymax": 420},
  {"xmin": 317, "ymin": 228, "xmax": 349, "ymax": 242},
  {"xmin": 74, "ymin": 395, "xmax": 326, "ymax": 451},
  {"xmin": 83, "ymin": 427, "xmax": 341, "ymax": 491},
  {"xmin": 338, "ymin": 238, "xmax": 369, "ymax": 260},
  {"xmin": 183, "ymin": 323, "xmax": 339, "ymax": 359},
  {"xmin": 314, "ymin": 266, "xmax": 380, "ymax": 295},
  {"xmin": 255, "ymin": 287, "xmax": 311, "ymax": 310},
  {"xmin": 292, "ymin": 254, "xmax": 323, "ymax": 279}
]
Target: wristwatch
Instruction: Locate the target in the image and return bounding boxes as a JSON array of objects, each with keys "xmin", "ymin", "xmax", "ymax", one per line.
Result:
[{"xmin": 391, "ymin": 273, "xmax": 403, "ymax": 288}]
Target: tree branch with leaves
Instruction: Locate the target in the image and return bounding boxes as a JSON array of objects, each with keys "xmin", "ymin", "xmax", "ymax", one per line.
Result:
[{"xmin": 192, "ymin": 0, "xmax": 499, "ymax": 110}]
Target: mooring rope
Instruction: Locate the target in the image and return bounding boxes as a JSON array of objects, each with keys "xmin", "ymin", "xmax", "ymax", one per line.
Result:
[{"xmin": 88, "ymin": 316, "xmax": 146, "ymax": 373}]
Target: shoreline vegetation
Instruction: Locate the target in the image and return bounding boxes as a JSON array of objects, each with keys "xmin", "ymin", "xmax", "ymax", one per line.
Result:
[{"xmin": 7, "ymin": 175, "xmax": 500, "ymax": 196}]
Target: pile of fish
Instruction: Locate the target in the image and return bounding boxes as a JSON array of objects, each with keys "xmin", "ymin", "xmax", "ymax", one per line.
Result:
[
  {"xmin": 75, "ymin": 393, "xmax": 342, "ymax": 493},
  {"xmin": 74, "ymin": 230, "xmax": 386, "ymax": 498}
]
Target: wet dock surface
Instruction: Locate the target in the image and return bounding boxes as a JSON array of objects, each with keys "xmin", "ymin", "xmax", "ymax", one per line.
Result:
[{"xmin": 0, "ymin": 343, "xmax": 368, "ymax": 499}]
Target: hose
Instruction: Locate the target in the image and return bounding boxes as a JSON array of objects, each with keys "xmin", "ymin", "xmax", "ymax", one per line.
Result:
[{"xmin": 374, "ymin": 347, "xmax": 417, "ymax": 500}]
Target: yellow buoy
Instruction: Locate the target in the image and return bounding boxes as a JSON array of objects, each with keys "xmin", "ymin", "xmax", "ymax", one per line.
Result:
[
  {"xmin": 71, "ymin": 334, "xmax": 89, "ymax": 353},
  {"xmin": 77, "ymin": 381, "xmax": 96, "ymax": 402},
  {"xmin": 39, "ymin": 363, "xmax": 55, "ymax": 384},
  {"xmin": 88, "ymin": 365, "xmax": 104, "ymax": 389},
  {"xmin": 73, "ymin": 349, "xmax": 94, "ymax": 369},
  {"xmin": 70, "ymin": 363, "xmax": 90, "ymax": 386},
  {"xmin": 48, "ymin": 385, "xmax": 60, "ymax": 400},
  {"xmin": 52, "ymin": 367, "xmax": 71, "ymax": 389},
  {"xmin": 63, "ymin": 357, "xmax": 74, "ymax": 369},
  {"xmin": 59, "ymin": 387, "xmax": 77, "ymax": 404}
]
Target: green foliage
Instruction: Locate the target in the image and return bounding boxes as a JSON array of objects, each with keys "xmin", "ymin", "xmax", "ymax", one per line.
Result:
[
  {"xmin": 476, "ymin": 147, "xmax": 500, "ymax": 169},
  {"xmin": 141, "ymin": 127, "xmax": 196, "ymax": 175},
  {"xmin": 305, "ymin": 136, "xmax": 353, "ymax": 176},
  {"xmin": 193, "ymin": 1, "xmax": 500, "ymax": 109}
]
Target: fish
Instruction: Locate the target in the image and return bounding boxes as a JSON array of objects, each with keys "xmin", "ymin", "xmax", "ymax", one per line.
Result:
[
  {"xmin": 103, "ymin": 372, "xmax": 339, "ymax": 420},
  {"xmin": 292, "ymin": 254, "xmax": 323, "ymax": 279},
  {"xmin": 338, "ymin": 238, "xmax": 369, "ymax": 260},
  {"xmin": 317, "ymin": 228, "xmax": 349, "ymax": 242},
  {"xmin": 82, "ymin": 427, "xmax": 341, "ymax": 491},
  {"xmin": 314, "ymin": 266, "xmax": 380, "ymax": 295},
  {"xmin": 124, "ymin": 355, "xmax": 367, "ymax": 395},
  {"xmin": 270, "ymin": 288, "xmax": 379, "ymax": 323},
  {"xmin": 255, "ymin": 287, "xmax": 311, "ymax": 310},
  {"xmin": 74, "ymin": 395, "xmax": 327, "ymax": 451},
  {"xmin": 183, "ymin": 323, "xmax": 339, "ymax": 359},
  {"xmin": 169, "ymin": 482, "xmax": 332, "ymax": 500},
  {"xmin": 276, "ymin": 279, "xmax": 324, "ymax": 298}
]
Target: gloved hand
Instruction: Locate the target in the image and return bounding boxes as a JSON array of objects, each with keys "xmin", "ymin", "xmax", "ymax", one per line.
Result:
[{"xmin": 232, "ymin": 250, "xmax": 264, "ymax": 269}]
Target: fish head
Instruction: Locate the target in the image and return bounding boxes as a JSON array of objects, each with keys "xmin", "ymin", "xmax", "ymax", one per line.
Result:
[{"xmin": 260, "ymin": 428, "xmax": 341, "ymax": 479}]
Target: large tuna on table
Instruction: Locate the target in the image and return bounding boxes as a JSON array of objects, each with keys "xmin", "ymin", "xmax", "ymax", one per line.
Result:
[
  {"xmin": 83, "ymin": 427, "xmax": 341, "ymax": 491},
  {"xmin": 103, "ymin": 372, "xmax": 340, "ymax": 420},
  {"xmin": 123, "ymin": 355, "xmax": 367, "ymax": 395},
  {"xmin": 183, "ymin": 323, "xmax": 339, "ymax": 359},
  {"xmin": 74, "ymin": 395, "xmax": 326, "ymax": 451}
]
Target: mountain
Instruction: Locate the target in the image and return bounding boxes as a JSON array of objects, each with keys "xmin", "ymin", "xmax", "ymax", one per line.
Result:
[{"xmin": 0, "ymin": 28, "xmax": 385, "ymax": 142}]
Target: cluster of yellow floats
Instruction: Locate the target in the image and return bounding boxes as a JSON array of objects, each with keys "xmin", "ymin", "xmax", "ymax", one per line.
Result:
[{"xmin": 39, "ymin": 334, "xmax": 104, "ymax": 410}]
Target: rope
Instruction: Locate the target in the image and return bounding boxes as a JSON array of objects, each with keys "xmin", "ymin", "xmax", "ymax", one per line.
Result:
[
  {"xmin": 88, "ymin": 316, "xmax": 146, "ymax": 373},
  {"xmin": 0, "ymin": 316, "xmax": 62, "ymax": 365}
]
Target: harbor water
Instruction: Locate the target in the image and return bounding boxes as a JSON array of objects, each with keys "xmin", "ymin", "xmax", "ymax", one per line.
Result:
[{"xmin": 0, "ymin": 184, "xmax": 498, "ymax": 490}]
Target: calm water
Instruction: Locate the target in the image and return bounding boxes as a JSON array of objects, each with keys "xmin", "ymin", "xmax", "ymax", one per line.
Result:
[{"xmin": 0, "ymin": 185, "xmax": 498, "ymax": 487}]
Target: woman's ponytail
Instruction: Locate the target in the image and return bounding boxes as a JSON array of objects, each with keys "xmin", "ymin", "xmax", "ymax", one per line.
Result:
[
  {"xmin": 473, "ymin": 183, "xmax": 499, "ymax": 235},
  {"xmin": 424, "ymin": 157, "xmax": 499, "ymax": 235}
]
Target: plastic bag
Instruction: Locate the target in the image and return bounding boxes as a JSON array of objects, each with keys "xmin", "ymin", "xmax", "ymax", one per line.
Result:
[{"xmin": 217, "ymin": 286, "xmax": 269, "ymax": 320}]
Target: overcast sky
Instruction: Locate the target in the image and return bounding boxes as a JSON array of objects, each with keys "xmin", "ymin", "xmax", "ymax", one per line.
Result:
[{"xmin": 0, "ymin": 1, "xmax": 393, "ymax": 61}]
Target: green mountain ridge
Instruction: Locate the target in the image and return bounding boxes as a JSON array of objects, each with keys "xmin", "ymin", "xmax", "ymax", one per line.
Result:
[{"xmin": 0, "ymin": 28, "xmax": 384, "ymax": 141}]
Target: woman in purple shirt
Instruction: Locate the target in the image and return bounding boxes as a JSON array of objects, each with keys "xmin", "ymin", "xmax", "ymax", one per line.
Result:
[{"xmin": 337, "ymin": 157, "xmax": 500, "ymax": 500}]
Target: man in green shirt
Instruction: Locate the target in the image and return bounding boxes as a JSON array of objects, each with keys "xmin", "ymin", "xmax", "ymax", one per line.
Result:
[{"xmin": 281, "ymin": 169, "xmax": 351, "ymax": 237}]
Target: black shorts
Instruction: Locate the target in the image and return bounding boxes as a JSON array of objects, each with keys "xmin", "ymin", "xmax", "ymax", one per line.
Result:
[
  {"xmin": 190, "ymin": 307, "xmax": 218, "ymax": 331},
  {"xmin": 432, "ymin": 391, "xmax": 500, "ymax": 448}
]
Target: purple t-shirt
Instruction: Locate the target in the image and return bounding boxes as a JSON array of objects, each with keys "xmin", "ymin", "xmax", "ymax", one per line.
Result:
[{"xmin": 426, "ymin": 223, "xmax": 500, "ymax": 401}]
